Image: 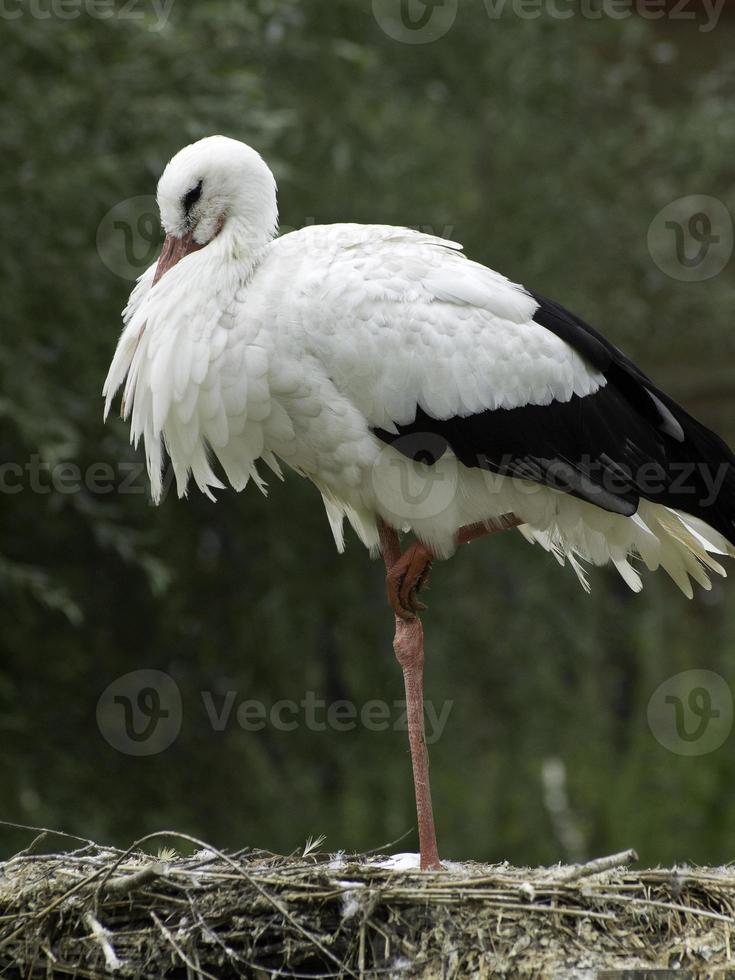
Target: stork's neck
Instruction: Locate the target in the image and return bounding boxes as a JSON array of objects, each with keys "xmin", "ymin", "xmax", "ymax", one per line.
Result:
[{"xmin": 217, "ymin": 214, "xmax": 276, "ymax": 281}]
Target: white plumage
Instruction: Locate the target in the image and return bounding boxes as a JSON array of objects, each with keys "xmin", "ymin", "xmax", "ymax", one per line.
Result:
[{"xmin": 104, "ymin": 136, "xmax": 735, "ymax": 597}]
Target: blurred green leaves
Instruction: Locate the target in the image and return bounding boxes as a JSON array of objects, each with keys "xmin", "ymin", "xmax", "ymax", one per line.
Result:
[{"xmin": 1, "ymin": 0, "xmax": 735, "ymax": 865}]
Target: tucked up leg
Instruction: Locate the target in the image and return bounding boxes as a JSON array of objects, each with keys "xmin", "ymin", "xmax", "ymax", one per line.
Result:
[
  {"xmin": 383, "ymin": 515, "xmax": 523, "ymax": 621},
  {"xmin": 385, "ymin": 540, "xmax": 434, "ymax": 620}
]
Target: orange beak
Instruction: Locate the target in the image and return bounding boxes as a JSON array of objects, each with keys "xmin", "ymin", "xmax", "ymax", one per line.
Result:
[{"xmin": 153, "ymin": 231, "xmax": 206, "ymax": 285}]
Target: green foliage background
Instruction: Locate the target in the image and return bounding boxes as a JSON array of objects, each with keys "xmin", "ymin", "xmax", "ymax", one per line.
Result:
[{"xmin": 2, "ymin": 0, "xmax": 735, "ymax": 866}]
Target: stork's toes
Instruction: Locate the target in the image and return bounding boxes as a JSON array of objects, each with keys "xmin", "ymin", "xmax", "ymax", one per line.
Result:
[{"xmin": 386, "ymin": 542, "xmax": 434, "ymax": 620}]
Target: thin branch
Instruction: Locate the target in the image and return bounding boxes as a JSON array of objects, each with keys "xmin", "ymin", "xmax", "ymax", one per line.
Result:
[
  {"xmin": 103, "ymin": 862, "xmax": 167, "ymax": 897},
  {"xmin": 0, "ymin": 819, "xmax": 98, "ymax": 848},
  {"xmin": 557, "ymin": 849, "xmax": 639, "ymax": 883},
  {"xmin": 83, "ymin": 912, "xmax": 121, "ymax": 973},
  {"xmin": 361, "ymin": 828, "xmax": 414, "ymax": 857}
]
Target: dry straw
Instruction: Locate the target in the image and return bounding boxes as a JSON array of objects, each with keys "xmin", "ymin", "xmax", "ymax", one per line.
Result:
[{"xmin": 1, "ymin": 825, "xmax": 734, "ymax": 977}]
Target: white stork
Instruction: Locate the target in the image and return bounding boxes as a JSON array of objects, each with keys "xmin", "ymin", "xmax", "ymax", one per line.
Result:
[{"xmin": 104, "ymin": 135, "xmax": 735, "ymax": 869}]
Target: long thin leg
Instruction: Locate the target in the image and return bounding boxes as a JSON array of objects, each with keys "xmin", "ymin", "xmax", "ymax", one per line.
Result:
[
  {"xmin": 378, "ymin": 520, "xmax": 441, "ymax": 871},
  {"xmin": 377, "ymin": 513, "xmax": 524, "ymax": 868}
]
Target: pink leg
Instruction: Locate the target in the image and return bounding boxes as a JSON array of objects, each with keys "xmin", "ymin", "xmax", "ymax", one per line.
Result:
[
  {"xmin": 379, "ymin": 521, "xmax": 441, "ymax": 871},
  {"xmin": 378, "ymin": 513, "xmax": 523, "ymax": 870}
]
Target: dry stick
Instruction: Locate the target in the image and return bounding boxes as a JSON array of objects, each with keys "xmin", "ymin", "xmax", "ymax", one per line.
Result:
[
  {"xmin": 589, "ymin": 891, "xmax": 735, "ymax": 924},
  {"xmin": 361, "ymin": 828, "xmax": 414, "ymax": 857},
  {"xmin": 103, "ymin": 862, "xmax": 167, "ymax": 897},
  {"xmin": 557, "ymin": 849, "xmax": 639, "ymax": 883},
  {"xmin": 9, "ymin": 832, "xmax": 49, "ymax": 860},
  {"xmin": 378, "ymin": 521, "xmax": 440, "ymax": 872},
  {"xmin": 38, "ymin": 961, "xmax": 100, "ymax": 980},
  {"xmin": 359, "ymin": 922, "xmax": 366, "ymax": 977},
  {"xmin": 83, "ymin": 912, "xmax": 121, "ymax": 973},
  {"xmin": 0, "ymin": 819, "xmax": 99, "ymax": 847}
]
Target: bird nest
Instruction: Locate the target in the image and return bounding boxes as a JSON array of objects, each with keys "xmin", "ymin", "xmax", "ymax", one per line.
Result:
[{"xmin": 1, "ymin": 829, "xmax": 735, "ymax": 978}]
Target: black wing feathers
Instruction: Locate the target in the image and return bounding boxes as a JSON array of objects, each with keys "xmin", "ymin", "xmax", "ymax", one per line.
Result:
[{"xmin": 372, "ymin": 291, "xmax": 735, "ymax": 544}]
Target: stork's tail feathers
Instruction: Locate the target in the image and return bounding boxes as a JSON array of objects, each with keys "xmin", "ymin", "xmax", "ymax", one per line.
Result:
[
  {"xmin": 616, "ymin": 369, "xmax": 735, "ymax": 549},
  {"xmin": 522, "ymin": 500, "xmax": 734, "ymax": 598},
  {"xmin": 528, "ymin": 374, "xmax": 735, "ymax": 596}
]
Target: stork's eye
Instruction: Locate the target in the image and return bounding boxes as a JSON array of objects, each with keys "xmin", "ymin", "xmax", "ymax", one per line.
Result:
[{"xmin": 183, "ymin": 180, "xmax": 203, "ymax": 213}]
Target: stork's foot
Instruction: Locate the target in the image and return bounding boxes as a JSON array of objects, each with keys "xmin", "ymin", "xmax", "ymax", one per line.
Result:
[{"xmin": 385, "ymin": 541, "xmax": 434, "ymax": 620}]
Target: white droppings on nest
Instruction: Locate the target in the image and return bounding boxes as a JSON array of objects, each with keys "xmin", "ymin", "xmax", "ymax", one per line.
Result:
[
  {"xmin": 340, "ymin": 883, "xmax": 367, "ymax": 921},
  {"xmin": 371, "ymin": 852, "xmax": 421, "ymax": 871},
  {"xmin": 518, "ymin": 882, "xmax": 536, "ymax": 902},
  {"xmin": 388, "ymin": 956, "xmax": 414, "ymax": 977}
]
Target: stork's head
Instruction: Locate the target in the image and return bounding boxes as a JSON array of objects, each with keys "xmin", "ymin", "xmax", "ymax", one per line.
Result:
[{"xmin": 153, "ymin": 135, "xmax": 278, "ymax": 283}]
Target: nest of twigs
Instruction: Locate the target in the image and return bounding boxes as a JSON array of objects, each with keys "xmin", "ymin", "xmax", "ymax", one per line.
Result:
[{"xmin": 1, "ymin": 829, "xmax": 735, "ymax": 978}]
